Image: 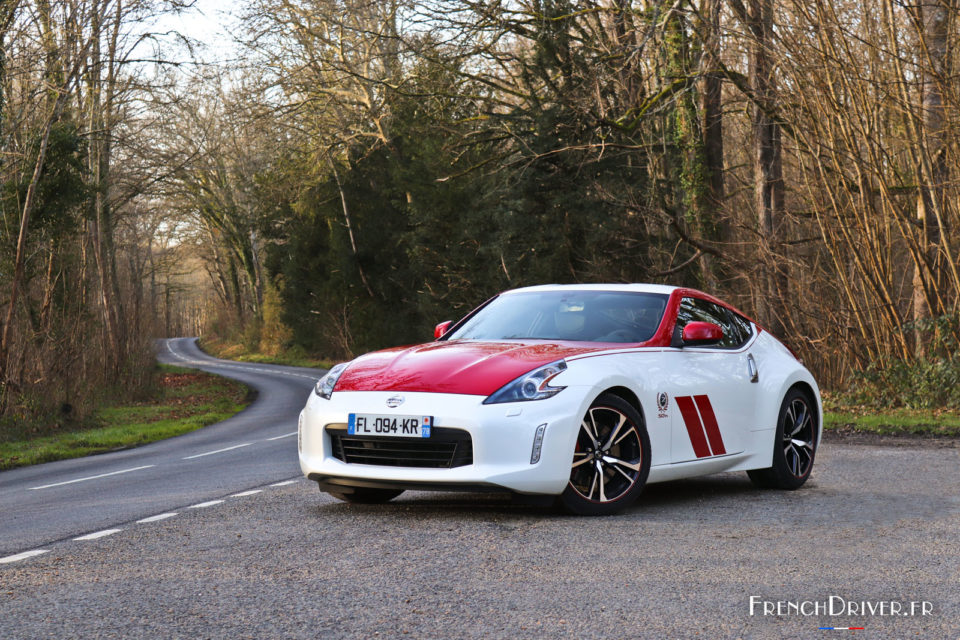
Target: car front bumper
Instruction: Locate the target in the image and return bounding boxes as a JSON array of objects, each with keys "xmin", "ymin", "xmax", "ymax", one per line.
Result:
[{"xmin": 298, "ymin": 389, "xmax": 589, "ymax": 495}]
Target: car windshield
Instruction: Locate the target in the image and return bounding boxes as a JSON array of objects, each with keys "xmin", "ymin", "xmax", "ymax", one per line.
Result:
[{"xmin": 447, "ymin": 291, "xmax": 669, "ymax": 343}]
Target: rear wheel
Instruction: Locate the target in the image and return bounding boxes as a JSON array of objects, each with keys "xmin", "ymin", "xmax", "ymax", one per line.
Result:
[
  {"xmin": 325, "ymin": 487, "xmax": 404, "ymax": 504},
  {"xmin": 560, "ymin": 393, "xmax": 651, "ymax": 516},
  {"xmin": 747, "ymin": 388, "xmax": 817, "ymax": 490}
]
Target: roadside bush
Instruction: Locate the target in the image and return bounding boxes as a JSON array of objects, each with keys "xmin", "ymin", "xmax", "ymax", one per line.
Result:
[
  {"xmin": 258, "ymin": 281, "xmax": 293, "ymax": 356},
  {"xmin": 841, "ymin": 316, "xmax": 960, "ymax": 409}
]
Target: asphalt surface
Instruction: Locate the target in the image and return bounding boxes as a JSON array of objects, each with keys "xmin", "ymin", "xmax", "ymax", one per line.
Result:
[
  {"xmin": 2, "ymin": 342, "xmax": 958, "ymax": 638},
  {"xmin": 0, "ymin": 337, "xmax": 320, "ymax": 557}
]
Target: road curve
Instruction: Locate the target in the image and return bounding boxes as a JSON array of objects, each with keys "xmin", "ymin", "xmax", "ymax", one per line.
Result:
[{"xmin": 0, "ymin": 337, "xmax": 323, "ymax": 557}]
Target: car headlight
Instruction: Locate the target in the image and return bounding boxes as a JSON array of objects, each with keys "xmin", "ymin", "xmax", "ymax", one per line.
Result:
[
  {"xmin": 314, "ymin": 363, "xmax": 348, "ymax": 399},
  {"xmin": 483, "ymin": 360, "xmax": 567, "ymax": 404}
]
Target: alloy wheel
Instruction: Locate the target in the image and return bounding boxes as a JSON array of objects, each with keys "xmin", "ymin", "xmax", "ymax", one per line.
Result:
[
  {"xmin": 782, "ymin": 397, "xmax": 815, "ymax": 478},
  {"xmin": 568, "ymin": 406, "xmax": 644, "ymax": 503}
]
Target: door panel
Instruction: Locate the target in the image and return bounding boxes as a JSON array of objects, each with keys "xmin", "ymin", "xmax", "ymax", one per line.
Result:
[
  {"xmin": 666, "ymin": 350, "xmax": 753, "ymax": 461},
  {"xmin": 665, "ymin": 297, "xmax": 759, "ymax": 463}
]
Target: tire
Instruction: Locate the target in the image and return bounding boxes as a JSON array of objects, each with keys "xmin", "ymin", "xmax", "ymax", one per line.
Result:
[
  {"xmin": 325, "ymin": 487, "xmax": 404, "ymax": 504},
  {"xmin": 560, "ymin": 393, "xmax": 651, "ymax": 516},
  {"xmin": 747, "ymin": 388, "xmax": 818, "ymax": 490}
]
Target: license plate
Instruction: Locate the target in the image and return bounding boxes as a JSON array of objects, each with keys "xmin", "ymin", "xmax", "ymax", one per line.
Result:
[{"xmin": 348, "ymin": 414, "xmax": 432, "ymax": 438}]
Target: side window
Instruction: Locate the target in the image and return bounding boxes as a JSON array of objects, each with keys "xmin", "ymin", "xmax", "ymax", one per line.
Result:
[
  {"xmin": 675, "ymin": 297, "xmax": 747, "ymax": 349},
  {"xmin": 725, "ymin": 311, "xmax": 754, "ymax": 347}
]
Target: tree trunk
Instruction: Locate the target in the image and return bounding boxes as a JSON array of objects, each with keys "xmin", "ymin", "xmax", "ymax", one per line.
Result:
[
  {"xmin": 164, "ymin": 277, "xmax": 172, "ymax": 337},
  {"xmin": 87, "ymin": 0, "xmax": 124, "ymax": 372},
  {"xmin": 663, "ymin": 11, "xmax": 707, "ymax": 287},
  {"xmin": 329, "ymin": 156, "xmax": 375, "ymax": 297},
  {"xmin": 228, "ymin": 258, "xmax": 244, "ymax": 320},
  {"xmin": 249, "ymin": 228, "xmax": 264, "ymax": 316},
  {"xmin": 748, "ymin": 0, "xmax": 786, "ymax": 336},
  {"xmin": 206, "ymin": 228, "xmax": 231, "ymax": 306},
  {"xmin": 0, "ymin": 0, "xmax": 17, "ymax": 150},
  {"xmin": 39, "ymin": 239, "xmax": 58, "ymax": 332},
  {"xmin": 147, "ymin": 236, "xmax": 159, "ymax": 321},
  {"xmin": 700, "ymin": 0, "xmax": 726, "ymax": 289},
  {"xmin": 912, "ymin": 0, "xmax": 949, "ymax": 355}
]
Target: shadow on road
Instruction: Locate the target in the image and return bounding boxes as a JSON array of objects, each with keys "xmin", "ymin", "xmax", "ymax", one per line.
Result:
[{"xmin": 304, "ymin": 472, "xmax": 765, "ymax": 522}]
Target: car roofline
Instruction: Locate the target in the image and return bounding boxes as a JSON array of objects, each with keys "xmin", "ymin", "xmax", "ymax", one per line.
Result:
[{"xmin": 502, "ymin": 283, "xmax": 679, "ymax": 296}]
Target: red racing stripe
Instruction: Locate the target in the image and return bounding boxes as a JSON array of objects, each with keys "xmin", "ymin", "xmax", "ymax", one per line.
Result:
[
  {"xmin": 675, "ymin": 396, "xmax": 711, "ymax": 458},
  {"xmin": 694, "ymin": 395, "xmax": 726, "ymax": 455}
]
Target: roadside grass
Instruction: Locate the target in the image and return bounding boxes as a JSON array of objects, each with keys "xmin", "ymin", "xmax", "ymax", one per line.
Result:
[
  {"xmin": 823, "ymin": 398, "xmax": 960, "ymax": 438},
  {"xmin": 199, "ymin": 335, "xmax": 332, "ymax": 370},
  {"xmin": 0, "ymin": 365, "xmax": 252, "ymax": 470}
]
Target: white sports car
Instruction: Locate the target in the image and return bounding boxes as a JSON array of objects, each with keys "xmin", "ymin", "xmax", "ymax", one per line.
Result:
[{"xmin": 299, "ymin": 284, "xmax": 821, "ymax": 515}]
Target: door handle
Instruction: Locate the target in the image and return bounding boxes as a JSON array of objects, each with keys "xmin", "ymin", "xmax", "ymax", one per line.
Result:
[{"xmin": 747, "ymin": 354, "xmax": 759, "ymax": 383}]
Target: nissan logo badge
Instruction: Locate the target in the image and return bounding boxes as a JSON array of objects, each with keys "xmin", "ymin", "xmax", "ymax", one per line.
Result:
[{"xmin": 386, "ymin": 394, "xmax": 404, "ymax": 408}]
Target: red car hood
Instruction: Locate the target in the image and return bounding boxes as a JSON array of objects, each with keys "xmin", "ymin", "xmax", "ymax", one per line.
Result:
[{"xmin": 334, "ymin": 340, "xmax": 602, "ymax": 396}]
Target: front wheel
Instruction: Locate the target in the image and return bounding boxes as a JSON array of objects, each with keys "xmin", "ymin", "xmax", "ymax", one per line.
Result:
[
  {"xmin": 560, "ymin": 393, "xmax": 651, "ymax": 516},
  {"xmin": 747, "ymin": 388, "xmax": 818, "ymax": 490}
]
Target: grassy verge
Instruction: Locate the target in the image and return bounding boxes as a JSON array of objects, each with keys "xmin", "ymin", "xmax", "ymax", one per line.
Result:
[
  {"xmin": 823, "ymin": 403, "xmax": 960, "ymax": 438},
  {"xmin": 0, "ymin": 365, "xmax": 252, "ymax": 470},
  {"xmin": 199, "ymin": 335, "xmax": 332, "ymax": 370}
]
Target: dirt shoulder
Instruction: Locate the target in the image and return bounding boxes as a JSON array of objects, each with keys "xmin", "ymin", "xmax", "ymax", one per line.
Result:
[{"xmin": 823, "ymin": 428, "xmax": 959, "ymax": 448}]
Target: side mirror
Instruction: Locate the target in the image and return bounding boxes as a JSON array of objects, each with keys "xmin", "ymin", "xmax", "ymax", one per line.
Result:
[
  {"xmin": 434, "ymin": 320, "xmax": 454, "ymax": 339},
  {"xmin": 681, "ymin": 321, "xmax": 723, "ymax": 347}
]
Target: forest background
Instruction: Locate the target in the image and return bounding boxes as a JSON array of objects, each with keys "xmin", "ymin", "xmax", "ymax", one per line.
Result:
[{"xmin": 2, "ymin": 0, "xmax": 959, "ymax": 429}]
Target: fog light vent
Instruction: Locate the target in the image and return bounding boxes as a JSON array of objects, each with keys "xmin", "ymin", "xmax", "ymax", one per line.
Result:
[{"xmin": 530, "ymin": 423, "xmax": 547, "ymax": 464}]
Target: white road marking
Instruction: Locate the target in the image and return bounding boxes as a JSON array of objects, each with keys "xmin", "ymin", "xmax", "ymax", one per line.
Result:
[
  {"xmin": 266, "ymin": 432, "xmax": 297, "ymax": 441},
  {"xmin": 28, "ymin": 465, "xmax": 155, "ymax": 491},
  {"xmin": 230, "ymin": 490, "xmax": 263, "ymax": 498},
  {"xmin": 187, "ymin": 500, "xmax": 224, "ymax": 509},
  {"xmin": 137, "ymin": 512, "xmax": 178, "ymax": 523},
  {"xmin": 270, "ymin": 480, "xmax": 299, "ymax": 487},
  {"xmin": 182, "ymin": 443, "xmax": 252, "ymax": 460},
  {"xmin": 74, "ymin": 529, "xmax": 121, "ymax": 541},
  {"xmin": 0, "ymin": 549, "xmax": 49, "ymax": 564}
]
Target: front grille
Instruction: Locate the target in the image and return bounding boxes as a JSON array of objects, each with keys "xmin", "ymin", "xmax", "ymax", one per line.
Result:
[{"xmin": 326, "ymin": 425, "xmax": 473, "ymax": 468}]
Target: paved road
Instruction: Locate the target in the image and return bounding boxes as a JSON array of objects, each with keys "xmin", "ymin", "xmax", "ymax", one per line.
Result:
[
  {"xmin": 2, "ymin": 344, "xmax": 958, "ymax": 637},
  {"xmin": 0, "ymin": 337, "xmax": 321, "ymax": 557}
]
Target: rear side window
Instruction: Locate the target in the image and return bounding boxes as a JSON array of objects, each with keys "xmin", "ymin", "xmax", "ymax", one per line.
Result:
[
  {"xmin": 726, "ymin": 311, "xmax": 754, "ymax": 347},
  {"xmin": 675, "ymin": 297, "xmax": 752, "ymax": 349}
]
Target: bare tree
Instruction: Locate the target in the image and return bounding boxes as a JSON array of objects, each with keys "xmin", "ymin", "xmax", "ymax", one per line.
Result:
[{"xmin": 912, "ymin": 0, "xmax": 956, "ymax": 353}]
